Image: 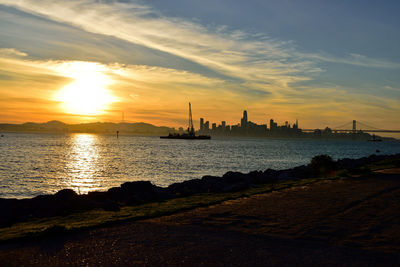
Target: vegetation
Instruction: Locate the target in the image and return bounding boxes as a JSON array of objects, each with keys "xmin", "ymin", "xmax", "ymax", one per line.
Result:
[
  {"xmin": 310, "ymin": 154, "xmax": 335, "ymax": 177},
  {"xmin": 367, "ymin": 157, "xmax": 400, "ymax": 170}
]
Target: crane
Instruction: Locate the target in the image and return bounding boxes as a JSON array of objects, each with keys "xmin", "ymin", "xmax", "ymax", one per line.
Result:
[{"xmin": 188, "ymin": 102, "xmax": 194, "ymax": 136}]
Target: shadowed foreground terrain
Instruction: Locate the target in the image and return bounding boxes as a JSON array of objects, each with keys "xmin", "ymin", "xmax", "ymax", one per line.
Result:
[{"xmin": 1, "ymin": 169, "xmax": 400, "ymax": 266}]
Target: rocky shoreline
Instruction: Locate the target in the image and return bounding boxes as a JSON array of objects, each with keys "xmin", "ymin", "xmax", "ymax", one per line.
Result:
[{"xmin": 1, "ymin": 153, "xmax": 399, "ymax": 228}]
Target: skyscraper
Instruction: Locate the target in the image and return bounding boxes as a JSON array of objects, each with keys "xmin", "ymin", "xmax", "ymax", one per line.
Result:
[
  {"xmin": 241, "ymin": 110, "xmax": 248, "ymax": 128},
  {"xmin": 205, "ymin": 121, "xmax": 210, "ymax": 130},
  {"xmin": 269, "ymin": 119, "xmax": 277, "ymax": 131}
]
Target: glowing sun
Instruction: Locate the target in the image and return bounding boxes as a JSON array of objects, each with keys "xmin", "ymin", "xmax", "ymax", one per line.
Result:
[{"xmin": 55, "ymin": 62, "xmax": 115, "ymax": 115}]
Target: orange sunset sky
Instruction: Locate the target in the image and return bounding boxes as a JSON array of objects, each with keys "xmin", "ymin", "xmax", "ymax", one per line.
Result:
[{"xmin": 0, "ymin": 0, "xmax": 399, "ymax": 133}]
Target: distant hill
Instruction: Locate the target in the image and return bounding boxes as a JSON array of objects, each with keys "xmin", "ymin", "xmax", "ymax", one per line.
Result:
[{"xmin": 0, "ymin": 121, "xmax": 176, "ymax": 135}]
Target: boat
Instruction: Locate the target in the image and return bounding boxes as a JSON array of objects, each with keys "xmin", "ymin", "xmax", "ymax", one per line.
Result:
[
  {"xmin": 160, "ymin": 103, "xmax": 211, "ymax": 140},
  {"xmin": 160, "ymin": 133, "xmax": 211, "ymax": 139}
]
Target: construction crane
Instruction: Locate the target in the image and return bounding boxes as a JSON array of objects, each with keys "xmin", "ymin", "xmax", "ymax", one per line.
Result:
[
  {"xmin": 188, "ymin": 102, "xmax": 195, "ymax": 136},
  {"xmin": 160, "ymin": 102, "xmax": 210, "ymax": 139}
]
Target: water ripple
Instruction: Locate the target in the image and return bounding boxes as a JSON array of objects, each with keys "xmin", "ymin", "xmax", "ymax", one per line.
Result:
[{"xmin": 0, "ymin": 133, "xmax": 399, "ymax": 198}]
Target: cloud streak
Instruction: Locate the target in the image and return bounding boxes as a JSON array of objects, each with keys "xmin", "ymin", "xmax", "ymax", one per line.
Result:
[
  {"xmin": 0, "ymin": 0, "xmax": 317, "ymax": 90},
  {"xmin": 300, "ymin": 52, "xmax": 400, "ymax": 69},
  {"xmin": 2, "ymin": 0, "xmax": 398, "ymax": 95},
  {"xmin": 0, "ymin": 48, "xmax": 28, "ymax": 57}
]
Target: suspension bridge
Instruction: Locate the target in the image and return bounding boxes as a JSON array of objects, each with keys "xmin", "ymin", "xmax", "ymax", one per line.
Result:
[{"xmin": 302, "ymin": 120, "xmax": 400, "ymax": 133}]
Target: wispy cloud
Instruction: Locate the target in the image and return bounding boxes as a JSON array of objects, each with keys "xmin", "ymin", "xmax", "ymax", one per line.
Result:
[
  {"xmin": 300, "ymin": 52, "xmax": 400, "ymax": 69},
  {"xmin": 0, "ymin": 0, "xmax": 317, "ymax": 90},
  {"xmin": 2, "ymin": 0, "xmax": 398, "ymax": 92},
  {"xmin": 0, "ymin": 48, "xmax": 28, "ymax": 57}
]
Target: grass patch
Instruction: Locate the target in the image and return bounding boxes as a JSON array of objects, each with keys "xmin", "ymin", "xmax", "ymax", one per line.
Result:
[
  {"xmin": 368, "ymin": 157, "xmax": 400, "ymax": 171},
  {"xmin": 0, "ymin": 176, "xmax": 343, "ymax": 242}
]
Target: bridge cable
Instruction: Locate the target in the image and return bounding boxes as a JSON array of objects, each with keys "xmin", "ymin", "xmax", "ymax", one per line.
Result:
[
  {"xmin": 332, "ymin": 121, "xmax": 353, "ymax": 129},
  {"xmin": 357, "ymin": 121, "xmax": 382, "ymax": 130}
]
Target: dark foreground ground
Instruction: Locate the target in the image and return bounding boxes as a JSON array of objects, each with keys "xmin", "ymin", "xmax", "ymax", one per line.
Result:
[{"xmin": 1, "ymin": 170, "xmax": 400, "ymax": 266}]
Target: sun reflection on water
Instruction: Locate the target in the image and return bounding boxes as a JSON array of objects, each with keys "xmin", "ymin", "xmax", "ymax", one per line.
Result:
[{"xmin": 66, "ymin": 134, "xmax": 100, "ymax": 194}]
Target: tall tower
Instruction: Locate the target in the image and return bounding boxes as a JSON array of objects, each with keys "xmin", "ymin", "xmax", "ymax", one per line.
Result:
[
  {"xmin": 352, "ymin": 120, "xmax": 357, "ymax": 133},
  {"xmin": 200, "ymin": 118, "xmax": 204, "ymax": 131},
  {"xmin": 269, "ymin": 119, "xmax": 276, "ymax": 131},
  {"xmin": 241, "ymin": 110, "xmax": 248, "ymax": 128},
  {"xmin": 293, "ymin": 119, "xmax": 298, "ymax": 130}
]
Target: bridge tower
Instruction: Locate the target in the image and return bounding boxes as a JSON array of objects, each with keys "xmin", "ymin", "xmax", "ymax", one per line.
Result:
[{"xmin": 352, "ymin": 120, "xmax": 356, "ymax": 133}]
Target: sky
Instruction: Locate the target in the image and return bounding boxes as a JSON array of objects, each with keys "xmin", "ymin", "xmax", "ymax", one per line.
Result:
[{"xmin": 0, "ymin": 0, "xmax": 399, "ymax": 132}]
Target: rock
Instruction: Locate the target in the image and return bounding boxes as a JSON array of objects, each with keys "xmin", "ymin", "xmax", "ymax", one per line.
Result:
[
  {"xmin": 277, "ymin": 170, "xmax": 292, "ymax": 180},
  {"xmin": 167, "ymin": 179, "xmax": 204, "ymax": 196},
  {"xmin": 248, "ymin": 170, "xmax": 277, "ymax": 184},
  {"xmin": 87, "ymin": 191, "xmax": 108, "ymax": 202},
  {"xmin": 263, "ymin": 168, "xmax": 279, "ymax": 178},
  {"xmin": 1, "ymin": 153, "xmax": 399, "ymax": 227},
  {"xmin": 102, "ymin": 199, "xmax": 120, "ymax": 211},
  {"xmin": 221, "ymin": 182, "xmax": 250, "ymax": 192},
  {"xmin": 201, "ymin": 175, "xmax": 227, "ymax": 192},
  {"xmin": 120, "ymin": 181, "xmax": 155, "ymax": 193},
  {"xmin": 107, "ymin": 181, "xmax": 165, "ymax": 204},
  {"xmin": 222, "ymin": 171, "xmax": 248, "ymax": 183},
  {"xmin": 54, "ymin": 188, "xmax": 77, "ymax": 199},
  {"xmin": 290, "ymin": 165, "xmax": 310, "ymax": 179}
]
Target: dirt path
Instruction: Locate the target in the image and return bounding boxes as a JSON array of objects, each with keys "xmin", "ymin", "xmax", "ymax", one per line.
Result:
[{"xmin": 1, "ymin": 174, "xmax": 400, "ymax": 266}]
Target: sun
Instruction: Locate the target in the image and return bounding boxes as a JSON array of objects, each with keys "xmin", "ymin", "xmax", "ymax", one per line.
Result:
[{"xmin": 54, "ymin": 62, "xmax": 116, "ymax": 116}]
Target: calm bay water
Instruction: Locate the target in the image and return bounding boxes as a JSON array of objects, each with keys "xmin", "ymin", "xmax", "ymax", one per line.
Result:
[{"xmin": 0, "ymin": 133, "xmax": 399, "ymax": 198}]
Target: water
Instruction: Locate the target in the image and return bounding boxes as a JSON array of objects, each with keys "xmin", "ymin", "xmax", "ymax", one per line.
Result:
[{"xmin": 0, "ymin": 133, "xmax": 399, "ymax": 198}]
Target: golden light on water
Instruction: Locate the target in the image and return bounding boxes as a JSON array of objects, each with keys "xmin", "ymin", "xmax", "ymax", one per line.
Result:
[
  {"xmin": 67, "ymin": 134, "xmax": 100, "ymax": 194},
  {"xmin": 54, "ymin": 62, "xmax": 116, "ymax": 116}
]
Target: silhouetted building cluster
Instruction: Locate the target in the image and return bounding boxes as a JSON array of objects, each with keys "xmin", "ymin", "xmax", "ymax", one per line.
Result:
[
  {"xmin": 198, "ymin": 110, "xmax": 301, "ymax": 137},
  {"xmin": 196, "ymin": 110, "xmax": 390, "ymax": 140}
]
